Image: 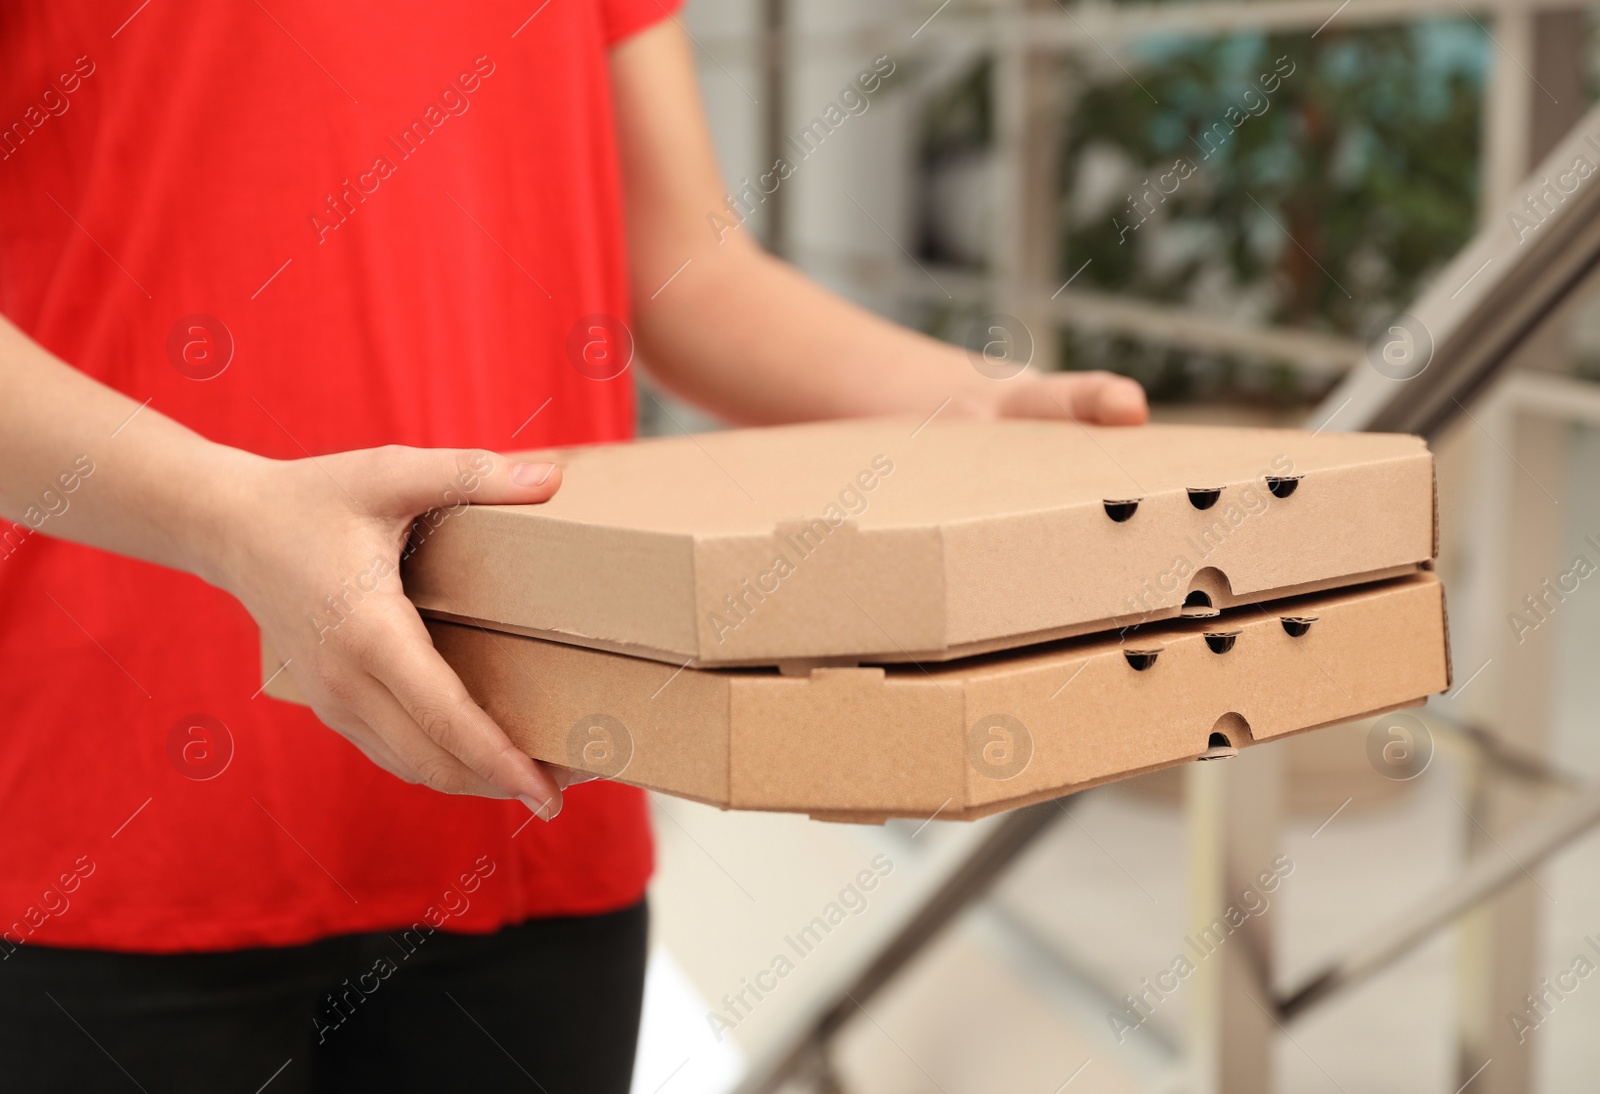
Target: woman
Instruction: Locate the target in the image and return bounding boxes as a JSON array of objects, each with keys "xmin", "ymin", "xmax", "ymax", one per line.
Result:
[{"xmin": 0, "ymin": 1, "xmax": 1146, "ymax": 1089}]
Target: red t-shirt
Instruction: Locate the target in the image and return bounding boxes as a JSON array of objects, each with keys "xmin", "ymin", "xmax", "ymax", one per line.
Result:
[{"xmin": 0, "ymin": 0, "xmax": 673, "ymax": 952}]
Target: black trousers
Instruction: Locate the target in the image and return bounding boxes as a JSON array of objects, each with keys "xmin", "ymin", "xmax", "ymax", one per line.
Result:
[{"xmin": 0, "ymin": 900, "xmax": 648, "ymax": 1093}]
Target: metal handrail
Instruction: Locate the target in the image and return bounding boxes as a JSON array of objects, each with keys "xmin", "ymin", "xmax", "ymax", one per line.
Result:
[
  {"xmin": 729, "ymin": 800, "xmax": 1068, "ymax": 1094},
  {"xmin": 1279, "ymin": 778, "xmax": 1600, "ymax": 1022}
]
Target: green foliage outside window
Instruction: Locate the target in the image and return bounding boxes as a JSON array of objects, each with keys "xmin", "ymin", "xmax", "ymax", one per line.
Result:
[{"xmin": 919, "ymin": 22, "xmax": 1489, "ymax": 406}]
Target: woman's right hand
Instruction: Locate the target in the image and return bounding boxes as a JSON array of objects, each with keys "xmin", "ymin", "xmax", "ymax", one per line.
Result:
[
  {"xmin": 0, "ymin": 318, "xmax": 566, "ymax": 815},
  {"xmin": 209, "ymin": 444, "xmax": 569, "ymax": 819}
]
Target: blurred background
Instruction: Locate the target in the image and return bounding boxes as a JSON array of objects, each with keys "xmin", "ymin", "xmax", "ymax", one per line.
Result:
[{"xmin": 625, "ymin": 1, "xmax": 1600, "ymax": 1090}]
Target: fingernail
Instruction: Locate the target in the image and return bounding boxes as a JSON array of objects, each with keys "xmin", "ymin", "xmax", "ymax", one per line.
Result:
[
  {"xmin": 518, "ymin": 792, "xmax": 562, "ymax": 822},
  {"xmin": 511, "ymin": 462, "xmax": 558, "ymax": 487},
  {"xmin": 551, "ymin": 765, "xmax": 600, "ymax": 791}
]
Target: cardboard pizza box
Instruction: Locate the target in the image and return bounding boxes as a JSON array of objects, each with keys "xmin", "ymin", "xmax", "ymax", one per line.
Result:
[
  {"xmin": 401, "ymin": 419, "xmax": 1437, "ymax": 669},
  {"xmin": 263, "ymin": 570, "xmax": 1450, "ymax": 822}
]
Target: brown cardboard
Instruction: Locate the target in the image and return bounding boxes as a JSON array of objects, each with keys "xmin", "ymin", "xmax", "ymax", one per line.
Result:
[
  {"xmin": 264, "ymin": 571, "xmax": 1450, "ymax": 822},
  {"xmin": 403, "ymin": 419, "xmax": 1436, "ymax": 668}
]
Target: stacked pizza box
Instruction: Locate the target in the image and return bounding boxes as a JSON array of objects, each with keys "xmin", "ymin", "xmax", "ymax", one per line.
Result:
[{"xmin": 265, "ymin": 418, "xmax": 1450, "ymax": 822}]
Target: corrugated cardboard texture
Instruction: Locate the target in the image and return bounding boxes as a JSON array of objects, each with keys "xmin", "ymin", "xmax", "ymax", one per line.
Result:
[
  {"xmin": 263, "ymin": 571, "xmax": 1447, "ymax": 822},
  {"xmin": 431, "ymin": 622, "xmax": 733, "ymax": 807},
  {"xmin": 403, "ymin": 419, "xmax": 1436, "ymax": 667},
  {"xmin": 954, "ymin": 570, "xmax": 1449, "ymax": 814},
  {"xmin": 728, "ymin": 669, "xmax": 964, "ymax": 813}
]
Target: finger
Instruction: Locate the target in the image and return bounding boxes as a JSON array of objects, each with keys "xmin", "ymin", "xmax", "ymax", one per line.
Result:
[
  {"xmin": 336, "ymin": 671, "xmax": 513, "ymax": 800},
  {"xmin": 365, "ymin": 446, "xmax": 563, "ymax": 516},
  {"xmin": 288, "ymin": 659, "xmax": 424, "ymax": 782},
  {"xmin": 1006, "ymin": 372, "xmax": 1149, "ymax": 425},
  {"xmin": 363, "ymin": 608, "xmax": 563, "ymax": 817},
  {"xmin": 300, "ymin": 664, "xmax": 504, "ymax": 795},
  {"xmin": 1064, "ymin": 372, "xmax": 1147, "ymax": 424},
  {"xmin": 316, "ymin": 704, "xmax": 429, "ymax": 784},
  {"xmin": 547, "ymin": 763, "xmax": 603, "ymax": 790},
  {"xmin": 1092, "ymin": 374, "xmax": 1150, "ymax": 424}
]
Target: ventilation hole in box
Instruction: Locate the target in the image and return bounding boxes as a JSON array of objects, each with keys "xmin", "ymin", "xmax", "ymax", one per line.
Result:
[
  {"xmin": 1103, "ymin": 498, "xmax": 1140, "ymax": 522},
  {"xmin": 1187, "ymin": 487, "xmax": 1223, "ymax": 510},
  {"xmin": 1216, "ymin": 712, "xmax": 1252, "ymax": 740},
  {"xmin": 1198, "ymin": 730, "xmax": 1239, "ymax": 761},
  {"xmin": 1185, "ymin": 566, "xmax": 1233, "ymax": 612},
  {"xmin": 1281, "ymin": 615, "xmax": 1317, "ymax": 638},
  {"xmin": 1266, "ymin": 474, "xmax": 1303, "ymax": 499},
  {"xmin": 1123, "ymin": 649, "xmax": 1161, "ymax": 671},
  {"xmin": 1204, "ymin": 631, "xmax": 1240, "ymax": 654}
]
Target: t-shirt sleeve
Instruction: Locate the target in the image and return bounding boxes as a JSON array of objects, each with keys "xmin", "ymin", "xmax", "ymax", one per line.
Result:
[{"xmin": 602, "ymin": 0, "xmax": 683, "ymax": 45}]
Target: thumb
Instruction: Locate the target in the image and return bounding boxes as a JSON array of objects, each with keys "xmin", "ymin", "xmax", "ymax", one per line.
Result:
[
  {"xmin": 469, "ymin": 450, "xmax": 565, "ymax": 505},
  {"xmin": 374, "ymin": 446, "xmax": 563, "ymax": 516},
  {"xmin": 1001, "ymin": 372, "xmax": 1149, "ymax": 425}
]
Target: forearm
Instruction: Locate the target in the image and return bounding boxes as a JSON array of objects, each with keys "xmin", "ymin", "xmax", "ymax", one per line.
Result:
[
  {"xmin": 0, "ymin": 313, "xmax": 566, "ymax": 807},
  {"xmin": 633, "ymin": 238, "xmax": 1006, "ymax": 426},
  {"xmin": 610, "ymin": 23, "xmax": 1016, "ymax": 426},
  {"xmin": 611, "ymin": 20, "xmax": 1146, "ymax": 431},
  {"xmin": 0, "ymin": 315, "xmax": 249, "ymax": 585}
]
